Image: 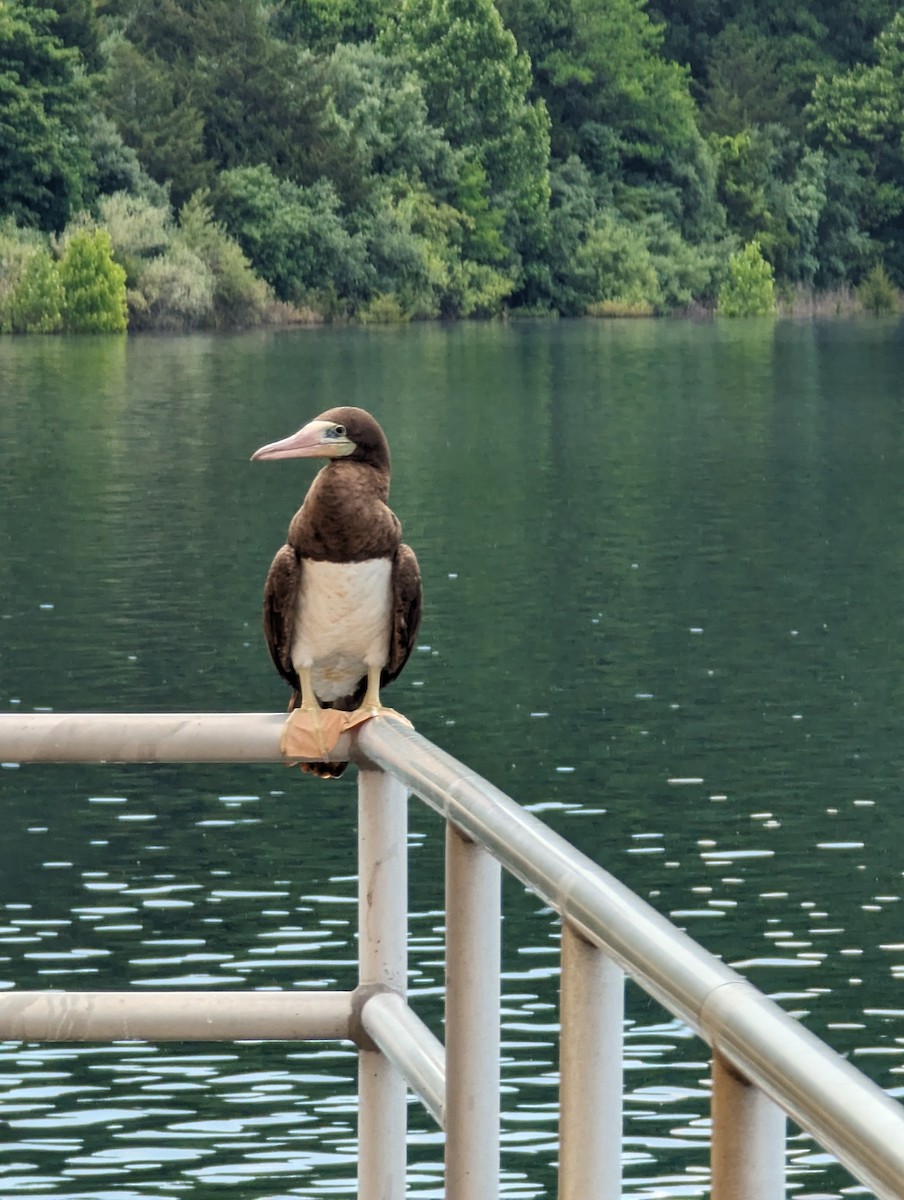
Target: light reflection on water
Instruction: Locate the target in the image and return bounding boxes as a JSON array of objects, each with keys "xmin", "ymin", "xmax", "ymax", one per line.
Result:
[{"xmin": 3, "ymin": 319, "xmax": 904, "ymax": 1196}]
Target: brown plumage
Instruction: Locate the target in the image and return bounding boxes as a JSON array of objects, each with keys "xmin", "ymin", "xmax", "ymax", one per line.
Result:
[{"xmin": 252, "ymin": 406, "xmax": 422, "ymax": 777}]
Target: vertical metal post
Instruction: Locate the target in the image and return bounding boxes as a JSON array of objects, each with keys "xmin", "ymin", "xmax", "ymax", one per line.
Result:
[
  {"xmin": 711, "ymin": 1049, "xmax": 785, "ymax": 1200},
  {"xmin": 558, "ymin": 920, "xmax": 624, "ymax": 1200},
  {"xmin": 445, "ymin": 820, "xmax": 501, "ymax": 1199},
  {"xmin": 358, "ymin": 766, "xmax": 409, "ymax": 1200}
]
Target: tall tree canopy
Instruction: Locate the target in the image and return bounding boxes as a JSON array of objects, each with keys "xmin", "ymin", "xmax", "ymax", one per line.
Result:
[
  {"xmin": 0, "ymin": 3, "xmax": 92, "ymax": 230},
  {"xmin": 381, "ymin": 0, "xmax": 551, "ymax": 267},
  {"xmin": 3, "ymin": 0, "xmax": 904, "ymax": 326}
]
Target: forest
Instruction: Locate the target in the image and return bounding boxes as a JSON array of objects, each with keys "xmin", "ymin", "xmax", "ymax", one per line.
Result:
[{"xmin": 1, "ymin": 0, "xmax": 903, "ymax": 331}]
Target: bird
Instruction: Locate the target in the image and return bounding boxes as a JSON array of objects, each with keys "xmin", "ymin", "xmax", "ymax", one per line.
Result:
[{"xmin": 251, "ymin": 406, "xmax": 422, "ymax": 777}]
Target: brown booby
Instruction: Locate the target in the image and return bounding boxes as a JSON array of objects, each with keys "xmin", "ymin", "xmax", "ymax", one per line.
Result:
[{"xmin": 251, "ymin": 406, "xmax": 422, "ymax": 777}]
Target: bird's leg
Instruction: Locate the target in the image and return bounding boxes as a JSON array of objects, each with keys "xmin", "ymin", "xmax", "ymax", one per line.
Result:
[
  {"xmin": 357, "ymin": 664, "xmax": 384, "ymax": 716},
  {"xmin": 298, "ymin": 667, "xmax": 330, "ymax": 760},
  {"xmin": 357, "ymin": 667, "xmax": 381, "ymax": 710}
]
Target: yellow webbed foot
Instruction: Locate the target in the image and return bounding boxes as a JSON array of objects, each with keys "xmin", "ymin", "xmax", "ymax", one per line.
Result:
[
  {"xmin": 280, "ymin": 705, "xmax": 414, "ymax": 773},
  {"xmin": 281, "ymin": 707, "xmax": 348, "ymax": 766}
]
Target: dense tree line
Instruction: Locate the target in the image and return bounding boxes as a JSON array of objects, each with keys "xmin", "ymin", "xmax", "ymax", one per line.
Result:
[{"xmin": 1, "ymin": 0, "xmax": 902, "ymax": 330}]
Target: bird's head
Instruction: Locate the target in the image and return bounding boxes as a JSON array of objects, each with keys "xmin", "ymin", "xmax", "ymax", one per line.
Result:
[{"xmin": 251, "ymin": 407, "xmax": 390, "ymax": 472}]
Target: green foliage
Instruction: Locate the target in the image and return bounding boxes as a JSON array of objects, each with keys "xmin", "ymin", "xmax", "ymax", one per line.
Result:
[
  {"xmin": 713, "ymin": 128, "xmax": 829, "ymax": 284},
  {"xmin": 58, "ymin": 230, "xmax": 128, "ymax": 332},
  {"xmin": 104, "ymin": 1, "xmax": 360, "ymax": 207},
  {"xmin": 32, "ymin": 0, "xmax": 104, "ymax": 72},
  {"xmin": 214, "ymin": 164, "xmax": 371, "ymax": 309},
  {"xmin": 574, "ymin": 215, "xmax": 663, "ymax": 312},
  {"xmin": 643, "ymin": 214, "xmax": 721, "ymax": 308},
  {"xmin": 274, "ymin": 0, "xmax": 394, "ymax": 51},
  {"xmin": 717, "ymin": 239, "xmax": 776, "ymax": 316},
  {"xmin": 499, "ymin": 0, "xmax": 701, "ymax": 191},
  {"xmin": 382, "ymin": 0, "xmax": 552, "ymax": 264},
  {"xmin": 0, "ymin": 226, "xmax": 66, "ymax": 334},
  {"xmin": 96, "ymin": 192, "xmax": 172, "ymax": 285},
  {"xmin": 101, "ymin": 37, "xmax": 213, "ymax": 208},
  {"xmin": 0, "ymin": 222, "xmax": 40, "ymax": 330},
  {"xmin": 0, "ymin": 4, "xmax": 93, "ymax": 230},
  {"xmin": 5, "ymin": 247, "xmax": 64, "ymax": 333},
  {"xmin": 358, "ymin": 293, "xmax": 411, "ymax": 324},
  {"xmin": 699, "ymin": 26, "xmax": 797, "ymax": 134},
  {"xmin": 86, "ymin": 113, "xmax": 170, "ymax": 206},
  {"xmin": 857, "ymin": 264, "xmax": 899, "ymax": 314},
  {"xmin": 176, "ymin": 194, "xmax": 271, "ymax": 327},
  {"xmin": 319, "ymin": 43, "xmax": 460, "ymax": 200},
  {"xmin": 131, "ymin": 242, "xmax": 214, "ymax": 330},
  {"xmin": 7, "ymin": 0, "xmax": 904, "ymax": 325},
  {"xmin": 536, "ymin": 158, "xmax": 721, "ymax": 313},
  {"xmin": 806, "ymin": 12, "xmax": 904, "ymax": 281}
]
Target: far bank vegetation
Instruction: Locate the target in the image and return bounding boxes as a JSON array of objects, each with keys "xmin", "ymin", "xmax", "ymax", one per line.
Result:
[{"xmin": 1, "ymin": 0, "xmax": 902, "ymax": 331}]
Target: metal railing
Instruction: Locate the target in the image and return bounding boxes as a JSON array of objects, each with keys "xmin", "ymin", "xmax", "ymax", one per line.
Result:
[{"xmin": 2, "ymin": 711, "xmax": 904, "ymax": 1199}]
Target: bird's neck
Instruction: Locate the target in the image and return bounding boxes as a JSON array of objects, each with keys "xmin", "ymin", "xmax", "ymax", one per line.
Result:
[
  {"xmin": 317, "ymin": 460, "xmax": 391, "ymax": 505},
  {"xmin": 289, "ymin": 461, "xmax": 398, "ymax": 562}
]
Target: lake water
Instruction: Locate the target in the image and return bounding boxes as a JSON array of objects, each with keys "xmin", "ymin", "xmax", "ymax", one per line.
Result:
[{"xmin": 1, "ymin": 316, "xmax": 904, "ymax": 1198}]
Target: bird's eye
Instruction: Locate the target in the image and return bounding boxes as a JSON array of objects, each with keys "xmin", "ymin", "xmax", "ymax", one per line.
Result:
[{"xmin": 328, "ymin": 424, "xmax": 346, "ymax": 439}]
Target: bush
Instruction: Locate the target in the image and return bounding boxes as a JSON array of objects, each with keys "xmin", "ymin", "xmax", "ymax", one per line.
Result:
[
  {"xmin": 575, "ymin": 216, "xmax": 663, "ymax": 313},
  {"xmin": 858, "ymin": 264, "xmax": 899, "ymax": 315},
  {"xmin": 6, "ymin": 247, "xmax": 64, "ymax": 333},
  {"xmin": 358, "ymin": 292, "xmax": 410, "ymax": 323},
  {"xmin": 58, "ymin": 230, "xmax": 128, "ymax": 332},
  {"xmin": 587, "ymin": 299, "xmax": 655, "ymax": 318},
  {"xmin": 0, "ymin": 224, "xmax": 44, "ymax": 331},
  {"xmin": 446, "ymin": 260, "xmax": 514, "ymax": 317},
  {"xmin": 97, "ymin": 192, "xmax": 172, "ymax": 286},
  {"xmin": 214, "ymin": 165, "xmax": 372, "ymax": 307},
  {"xmin": 717, "ymin": 239, "xmax": 776, "ymax": 317},
  {"xmin": 177, "ymin": 194, "xmax": 271, "ymax": 327},
  {"xmin": 132, "ymin": 243, "xmax": 214, "ymax": 330}
]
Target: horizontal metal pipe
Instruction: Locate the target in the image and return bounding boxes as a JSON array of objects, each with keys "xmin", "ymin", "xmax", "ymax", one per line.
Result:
[
  {"xmin": 356, "ymin": 719, "xmax": 904, "ymax": 1200},
  {"xmin": 359, "ymin": 990, "xmax": 446, "ymax": 1128},
  {"xmin": 0, "ymin": 712, "xmax": 355, "ymax": 764},
  {"xmin": 0, "ymin": 990, "xmax": 355, "ymax": 1042}
]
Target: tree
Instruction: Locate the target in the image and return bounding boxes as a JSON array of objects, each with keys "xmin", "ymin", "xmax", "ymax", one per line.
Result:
[
  {"xmin": 858, "ymin": 263, "xmax": 899, "ymax": 314},
  {"xmin": 106, "ymin": 0, "xmax": 361, "ymax": 206},
  {"xmin": 176, "ymin": 194, "xmax": 271, "ymax": 327},
  {"xmin": 272, "ymin": 0, "xmax": 395, "ymax": 51},
  {"xmin": 0, "ymin": 4, "xmax": 93, "ymax": 230},
  {"xmin": 31, "ymin": 0, "xmax": 103, "ymax": 72},
  {"xmin": 717, "ymin": 239, "xmax": 776, "ymax": 315},
  {"xmin": 102, "ymin": 38, "xmax": 213, "ymax": 207},
  {"xmin": 381, "ymin": 0, "xmax": 551, "ymax": 268},
  {"xmin": 4, "ymin": 246, "xmax": 64, "ymax": 333},
  {"xmin": 213, "ymin": 164, "xmax": 372, "ymax": 308},
  {"xmin": 59, "ymin": 230, "xmax": 128, "ymax": 332},
  {"xmin": 498, "ymin": 0, "xmax": 722, "ymax": 251},
  {"xmin": 320, "ymin": 43, "xmax": 460, "ymax": 197},
  {"xmin": 699, "ymin": 25, "xmax": 796, "ymax": 134},
  {"xmin": 499, "ymin": 0, "xmax": 697, "ymax": 164},
  {"xmin": 807, "ymin": 12, "xmax": 904, "ymax": 281},
  {"xmin": 713, "ymin": 126, "xmax": 829, "ymax": 284}
]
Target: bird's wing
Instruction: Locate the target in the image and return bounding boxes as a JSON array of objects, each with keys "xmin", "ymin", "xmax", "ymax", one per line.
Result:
[
  {"xmin": 263, "ymin": 544, "xmax": 302, "ymax": 693},
  {"xmin": 384, "ymin": 542, "xmax": 423, "ymax": 686}
]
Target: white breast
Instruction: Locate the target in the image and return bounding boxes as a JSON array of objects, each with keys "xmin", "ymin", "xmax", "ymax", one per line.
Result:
[{"xmin": 292, "ymin": 558, "xmax": 393, "ymax": 703}]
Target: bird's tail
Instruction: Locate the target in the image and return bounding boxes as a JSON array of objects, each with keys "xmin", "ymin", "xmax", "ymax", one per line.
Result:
[{"xmin": 299, "ymin": 760, "xmax": 349, "ymax": 779}]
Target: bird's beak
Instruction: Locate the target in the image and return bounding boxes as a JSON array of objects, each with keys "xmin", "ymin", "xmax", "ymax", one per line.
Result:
[{"xmin": 251, "ymin": 420, "xmax": 355, "ymax": 462}]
